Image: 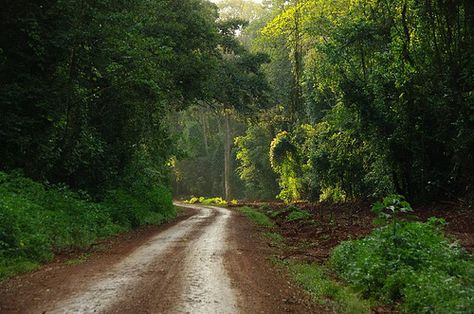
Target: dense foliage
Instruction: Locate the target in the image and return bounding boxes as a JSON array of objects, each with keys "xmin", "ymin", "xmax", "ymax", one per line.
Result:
[
  {"xmin": 229, "ymin": 0, "xmax": 474, "ymax": 203},
  {"xmin": 0, "ymin": 0, "xmax": 219, "ymax": 193},
  {"xmin": 330, "ymin": 218, "xmax": 474, "ymax": 313},
  {"xmin": 0, "ymin": 171, "xmax": 175, "ymax": 279}
]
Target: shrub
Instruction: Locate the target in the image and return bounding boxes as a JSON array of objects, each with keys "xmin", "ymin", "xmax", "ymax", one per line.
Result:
[
  {"xmin": 201, "ymin": 197, "xmax": 227, "ymax": 206},
  {"xmin": 329, "ymin": 219, "xmax": 474, "ymax": 313},
  {"xmin": 0, "ymin": 171, "xmax": 175, "ymax": 280},
  {"xmin": 319, "ymin": 186, "xmax": 347, "ymax": 203},
  {"xmin": 184, "ymin": 196, "xmax": 227, "ymax": 206},
  {"xmin": 270, "ymin": 131, "xmax": 302, "ymax": 203},
  {"xmin": 105, "ymin": 185, "xmax": 175, "ymax": 228}
]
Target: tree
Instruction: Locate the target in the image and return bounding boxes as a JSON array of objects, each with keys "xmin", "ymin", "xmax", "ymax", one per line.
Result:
[
  {"xmin": 211, "ymin": 18, "xmax": 270, "ymax": 200},
  {"xmin": 0, "ymin": 0, "xmax": 220, "ymax": 195}
]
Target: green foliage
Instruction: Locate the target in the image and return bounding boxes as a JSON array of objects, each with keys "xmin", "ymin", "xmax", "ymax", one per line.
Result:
[
  {"xmin": 268, "ymin": 205, "xmax": 293, "ymax": 218},
  {"xmin": 201, "ymin": 197, "xmax": 228, "ymax": 206},
  {"xmin": 238, "ymin": 207, "xmax": 274, "ymax": 227},
  {"xmin": 0, "ymin": 0, "xmax": 220, "ymax": 194},
  {"xmin": 329, "ymin": 220, "xmax": 474, "ymax": 313},
  {"xmin": 319, "ymin": 186, "xmax": 347, "ymax": 203},
  {"xmin": 371, "ymin": 194, "xmax": 413, "ymax": 225},
  {"xmin": 184, "ymin": 196, "xmax": 228, "ymax": 206},
  {"xmin": 248, "ymin": 0, "xmax": 474, "ymax": 203},
  {"xmin": 270, "ymin": 131, "xmax": 302, "ymax": 202},
  {"xmin": 0, "ymin": 171, "xmax": 175, "ymax": 280},
  {"xmin": 235, "ymin": 119, "xmax": 279, "ymax": 199},
  {"xmin": 105, "ymin": 185, "xmax": 175, "ymax": 228},
  {"xmin": 288, "ymin": 262, "xmax": 371, "ymax": 314},
  {"xmin": 286, "ymin": 208, "xmax": 312, "ymax": 222}
]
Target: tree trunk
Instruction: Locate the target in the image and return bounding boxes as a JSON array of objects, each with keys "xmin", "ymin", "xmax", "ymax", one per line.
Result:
[
  {"xmin": 201, "ymin": 110, "xmax": 209, "ymax": 156},
  {"xmin": 224, "ymin": 110, "xmax": 232, "ymax": 201}
]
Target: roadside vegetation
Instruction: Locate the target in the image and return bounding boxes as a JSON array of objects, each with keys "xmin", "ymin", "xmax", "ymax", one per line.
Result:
[
  {"xmin": 0, "ymin": 171, "xmax": 175, "ymax": 280},
  {"xmin": 237, "ymin": 196, "xmax": 474, "ymax": 313},
  {"xmin": 238, "ymin": 207, "xmax": 274, "ymax": 228},
  {"xmin": 184, "ymin": 196, "xmax": 230, "ymax": 206}
]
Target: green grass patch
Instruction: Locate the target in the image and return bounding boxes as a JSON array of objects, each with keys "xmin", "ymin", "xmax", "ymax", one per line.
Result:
[
  {"xmin": 286, "ymin": 208, "xmax": 312, "ymax": 222},
  {"xmin": 65, "ymin": 253, "xmax": 91, "ymax": 265},
  {"xmin": 288, "ymin": 262, "xmax": 372, "ymax": 314},
  {"xmin": 269, "ymin": 206, "xmax": 292, "ymax": 218},
  {"xmin": 263, "ymin": 232, "xmax": 285, "ymax": 246},
  {"xmin": 238, "ymin": 206, "xmax": 274, "ymax": 227},
  {"xmin": 0, "ymin": 259, "xmax": 39, "ymax": 281}
]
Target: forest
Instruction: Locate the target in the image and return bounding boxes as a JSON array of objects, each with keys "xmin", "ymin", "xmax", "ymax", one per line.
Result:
[
  {"xmin": 0, "ymin": 0, "xmax": 473, "ymax": 313},
  {"xmin": 173, "ymin": 0, "xmax": 474, "ymax": 205}
]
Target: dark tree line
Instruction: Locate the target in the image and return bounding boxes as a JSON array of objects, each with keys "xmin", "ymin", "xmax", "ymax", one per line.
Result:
[{"xmin": 0, "ymin": 0, "xmax": 221, "ymax": 194}]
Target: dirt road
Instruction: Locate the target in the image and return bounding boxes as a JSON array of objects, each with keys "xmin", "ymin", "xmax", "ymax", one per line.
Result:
[{"xmin": 0, "ymin": 203, "xmax": 319, "ymax": 313}]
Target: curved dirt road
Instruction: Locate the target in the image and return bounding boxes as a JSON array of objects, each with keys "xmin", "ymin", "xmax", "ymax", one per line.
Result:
[{"xmin": 0, "ymin": 203, "xmax": 320, "ymax": 314}]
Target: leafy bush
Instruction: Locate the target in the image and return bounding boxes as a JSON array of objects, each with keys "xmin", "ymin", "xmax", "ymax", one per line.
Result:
[
  {"xmin": 105, "ymin": 185, "xmax": 175, "ymax": 228},
  {"xmin": 0, "ymin": 171, "xmax": 175, "ymax": 280},
  {"xmin": 184, "ymin": 196, "xmax": 227, "ymax": 206},
  {"xmin": 270, "ymin": 131, "xmax": 302, "ymax": 203},
  {"xmin": 234, "ymin": 122, "xmax": 280, "ymax": 200},
  {"xmin": 319, "ymin": 186, "xmax": 347, "ymax": 203},
  {"xmin": 202, "ymin": 197, "xmax": 227, "ymax": 206},
  {"xmin": 329, "ymin": 219, "xmax": 474, "ymax": 313}
]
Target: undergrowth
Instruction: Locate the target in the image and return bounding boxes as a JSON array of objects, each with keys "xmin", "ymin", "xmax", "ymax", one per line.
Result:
[
  {"xmin": 0, "ymin": 171, "xmax": 175, "ymax": 281},
  {"xmin": 184, "ymin": 196, "xmax": 237, "ymax": 206},
  {"xmin": 239, "ymin": 196, "xmax": 474, "ymax": 314},
  {"xmin": 330, "ymin": 195, "xmax": 474, "ymax": 313},
  {"xmin": 288, "ymin": 262, "xmax": 372, "ymax": 314},
  {"xmin": 238, "ymin": 207, "xmax": 274, "ymax": 227}
]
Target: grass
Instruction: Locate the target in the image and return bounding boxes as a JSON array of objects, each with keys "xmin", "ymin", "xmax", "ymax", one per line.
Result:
[
  {"xmin": 238, "ymin": 206, "xmax": 274, "ymax": 227},
  {"xmin": 286, "ymin": 208, "xmax": 312, "ymax": 222},
  {"xmin": 65, "ymin": 253, "xmax": 90, "ymax": 265},
  {"xmin": 238, "ymin": 203, "xmax": 372, "ymax": 314},
  {"xmin": 288, "ymin": 262, "xmax": 372, "ymax": 314},
  {"xmin": 0, "ymin": 260, "xmax": 39, "ymax": 281}
]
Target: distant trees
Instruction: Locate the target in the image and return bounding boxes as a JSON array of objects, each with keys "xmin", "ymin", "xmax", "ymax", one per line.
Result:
[{"xmin": 170, "ymin": 6, "xmax": 270, "ymax": 201}]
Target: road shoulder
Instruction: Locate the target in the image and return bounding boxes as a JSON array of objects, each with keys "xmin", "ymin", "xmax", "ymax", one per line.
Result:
[{"xmin": 225, "ymin": 209, "xmax": 325, "ymax": 314}]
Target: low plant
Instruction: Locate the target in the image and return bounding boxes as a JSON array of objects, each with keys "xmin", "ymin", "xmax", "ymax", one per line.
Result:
[
  {"xmin": 238, "ymin": 207, "xmax": 274, "ymax": 227},
  {"xmin": 319, "ymin": 186, "xmax": 347, "ymax": 203},
  {"xmin": 269, "ymin": 206, "xmax": 293, "ymax": 218},
  {"xmin": 286, "ymin": 208, "xmax": 312, "ymax": 222},
  {"xmin": 184, "ymin": 196, "xmax": 227, "ymax": 206},
  {"xmin": 329, "ymin": 196, "xmax": 474, "ymax": 313},
  {"xmin": 288, "ymin": 262, "xmax": 371, "ymax": 314},
  {"xmin": 0, "ymin": 171, "xmax": 175, "ymax": 280}
]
